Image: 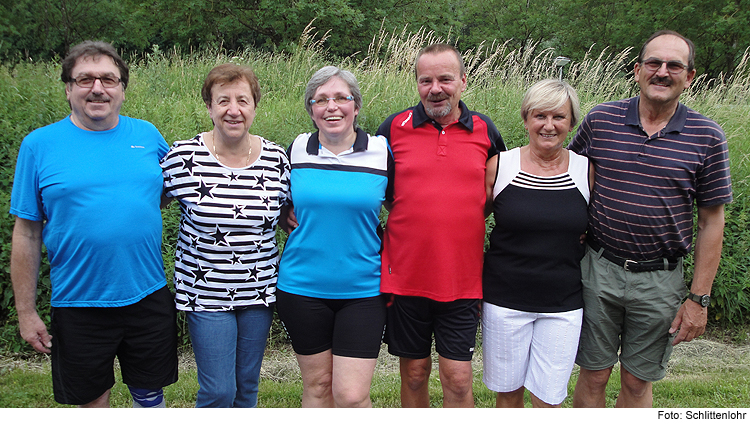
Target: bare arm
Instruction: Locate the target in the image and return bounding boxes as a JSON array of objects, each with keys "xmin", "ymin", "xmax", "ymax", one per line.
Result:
[
  {"xmin": 484, "ymin": 154, "xmax": 498, "ymax": 218},
  {"xmin": 669, "ymin": 204, "xmax": 725, "ymax": 345},
  {"xmin": 160, "ymin": 190, "xmax": 173, "ymax": 209},
  {"xmin": 10, "ymin": 217, "xmax": 51, "ymax": 353},
  {"xmin": 279, "ymin": 203, "xmax": 298, "ymax": 234}
]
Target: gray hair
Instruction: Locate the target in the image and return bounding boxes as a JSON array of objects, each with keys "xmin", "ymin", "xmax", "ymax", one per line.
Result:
[
  {"xmin": 521, "ymin": 79, "xmax": 581, "ymax": 127},
  {"xmin": 304, "ymin": 66, "xmax": 362, "ymax": 129}
]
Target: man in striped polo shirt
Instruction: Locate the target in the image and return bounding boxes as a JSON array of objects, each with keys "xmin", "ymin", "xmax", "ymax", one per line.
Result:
[{"xmin": 568, "ymin": 30, "xmax": 732, "ymax": 408}]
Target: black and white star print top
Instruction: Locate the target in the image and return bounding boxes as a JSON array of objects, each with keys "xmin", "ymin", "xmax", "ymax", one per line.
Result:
[{"xmin": 161, "ymin": 133, "xmax": 290, "ymax": 311}]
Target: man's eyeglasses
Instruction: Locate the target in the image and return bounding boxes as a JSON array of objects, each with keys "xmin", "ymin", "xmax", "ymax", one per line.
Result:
[
  {"xmin": 641, "ymin": 58, "xmax": 689, "ymax": 74},
  {"xmin": 69, "ymin": 75, "xmax": 122, "ymax": 88},
  {"xmin": 309, "ymin": 95, "xmax": 354, "ymax": 106}
]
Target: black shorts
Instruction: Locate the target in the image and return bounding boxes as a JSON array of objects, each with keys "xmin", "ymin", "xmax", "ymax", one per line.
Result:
[
  {"xmin": 384, "ymin": 294, "xmax": 480, "ymax": 361},
  {"xmin": 50, "ymin": 286, "xmax": 178, "ymax": 405},
  {"xmin": 275, "ymin": 290, "xmax": 386, "ymax": 359}
]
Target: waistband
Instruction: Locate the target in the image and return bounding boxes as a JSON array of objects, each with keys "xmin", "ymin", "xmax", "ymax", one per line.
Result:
[{"xmin": 587, "ymin": 238, "xmax": 679, "ymax": 273}]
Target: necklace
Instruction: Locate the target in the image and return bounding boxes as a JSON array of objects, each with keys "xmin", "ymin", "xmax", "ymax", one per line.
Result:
[{"xmin": 210, "ymin": 131, "xmax": 253, "ymax": 167}]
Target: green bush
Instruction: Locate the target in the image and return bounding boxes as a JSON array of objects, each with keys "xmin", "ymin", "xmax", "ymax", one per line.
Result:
[{"xmin": 1, "ymin": 29, "xmax": 749, "ymax": 354}]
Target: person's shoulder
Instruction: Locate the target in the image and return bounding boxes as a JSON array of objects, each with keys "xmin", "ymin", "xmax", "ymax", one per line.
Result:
[
  {"xmin": 119, "ymin": 115, "xmax": 164, "ymax": 137},
  {"xmin": 467, "ymin": 109, "xmax": 499, "ymax": 128},
  {"xmin": 287, "ymin": 132, "xmax": 314, "ymax": 156},
  {"xmin": 567, "ymin": 148, "xmax": 589, "ymax": 163},
  {"xmin": 22, "ymin": 117, "xmax": 73, "ymax": 145},
  {"xmin": 594, "ymin": 97, "xmax": 633, "ymax": 112},
  {"xmin": 367, "ymin": 132, "xmax": 389, "ymax": 148},
  {"xmin": 380, "ymin": 106, "xmax": 416, "ymax": 127},
  {"xmin": 27, "ymin": 116, "xmax": 72, "ymax": 134},
  {"xmin": 583, "ymin": 97, "xmax": 633, "ymax": 120},
  {"xmin": 120, "ymin": 115, "xmax": 155, "ymax": 127},
  {"xmin": 293, "ymin": 132, "xmax": 313, "ymax": 143},
  {"xmin": 682, "ymin": 105, "xmax": 724, "ymax": 131},
  {"xmin": 499, "ymin": 147, "xmax": 519, "ymax": 156},
  {"xmin": 164, "ymin": 134, "xmax": 202, "ymax": 159},
  {"xmin": 259, "ymin": 136, "xmax": 289, "ymax": 155}
]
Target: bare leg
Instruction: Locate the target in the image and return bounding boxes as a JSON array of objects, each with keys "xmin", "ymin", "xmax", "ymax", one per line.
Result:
[
  {"xmin": 438, "ymin": 356, "xmax": 474, "ymax": 408},
  {"xmin": 616, "ymin": 367, "xmax": 653, "ymax": 408},
  {"xmin": 529, "ymin": 391, "xmax": 561, "ymax": 408},
  {"xmin": 297, "ymin": 350, "xmax": 334, "ymax": 407},
  {"xmin": 79, "ymin": 389, "xmax": 111, "ymax": 408},
  {"xmin": 331, "ymin": 355, "xmax": 378, "ymax": 408},
  {"xmin": 399, "ymin": 357, "xmax": 431, "ymax": 407},
  {"xmin": 572, "ymin": 367, "xmax": 613, "ymax": 408},
  {"xmin": 495, "ymin": 387, "xmax": 524, "ymax": 408}
]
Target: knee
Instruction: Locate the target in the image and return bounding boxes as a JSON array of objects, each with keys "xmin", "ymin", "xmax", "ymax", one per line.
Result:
[
  {"xmin": 197, "ymin": 384, "xmax": 236, "ymax": 407},
  {"xmin": 439, "ymin": 367, "xmax": 473, "ymax": 397},
  {"xmin": 214, "ymin": 386, "xmax": 238, "ymax": 406},
  {"xmin": 305, "ymin": 372, "xmax": 333, "ymax": 398},
  {"xmin": 333, "ymin": 388, "xmax": 371, "ymax": 408},
  {"xmin": 401, "ymin": 360, "xmax": 431, "ymax": 391},
  {"xmin": 578, "ymin": 367, "xmax": 613, "ymax": 391},
  {"xmin": 620, "ymin": 369, "xmax": 650, "ymax": 397}
]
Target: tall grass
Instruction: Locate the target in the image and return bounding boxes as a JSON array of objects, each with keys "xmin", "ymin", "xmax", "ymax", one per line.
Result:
[{"xmin": 1, "ymin": 26, "xmax": 749, "ymax": 353}]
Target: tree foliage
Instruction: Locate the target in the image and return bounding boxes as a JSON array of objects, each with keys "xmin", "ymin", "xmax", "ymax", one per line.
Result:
[{"xmin": 2, "ymin": 0, "xmax": 749, "ymax": 77}]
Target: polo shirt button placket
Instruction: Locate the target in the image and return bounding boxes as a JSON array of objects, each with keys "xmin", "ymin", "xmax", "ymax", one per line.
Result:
[{"xmin": 438, "ymin": 129, "xmax": 448, "ymax": 156}]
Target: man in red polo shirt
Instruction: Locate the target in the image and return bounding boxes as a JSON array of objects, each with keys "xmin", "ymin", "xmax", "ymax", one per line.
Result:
[{"xmin": 377, "ymin": 43, "xmax": 505, "ymax": 407}]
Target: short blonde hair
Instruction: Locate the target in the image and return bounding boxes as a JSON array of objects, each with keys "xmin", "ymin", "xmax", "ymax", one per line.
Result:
[{"xmin": 521, "ymin": 79, "xmax": 581, "ymax": 126}]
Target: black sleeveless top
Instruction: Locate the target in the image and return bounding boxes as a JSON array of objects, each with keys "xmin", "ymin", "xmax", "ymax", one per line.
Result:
[{"xmin": 483, "ymin": 148, "xmax": 590, "ymax": 313}]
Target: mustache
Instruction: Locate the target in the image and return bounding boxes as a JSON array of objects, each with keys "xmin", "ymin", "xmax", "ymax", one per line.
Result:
[
  {"xmin": 650, "ymin": 76, "xmax": 672, "ymax": 86},
  {"xmin": 427, "ymin": 92, "xmax": 449, "ymax": 102}
]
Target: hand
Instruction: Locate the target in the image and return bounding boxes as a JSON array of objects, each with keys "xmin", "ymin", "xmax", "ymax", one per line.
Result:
[
  {"xmin": 669, "ymin": 299, "xmax": 707, "ymax": 346},
  {"xmin": 286, "ymin": 207, "xmax": 298, "ymax": 232},
  {"xmin": 18, "ymin": 311, "xmax": 52, "ymax": 353}
]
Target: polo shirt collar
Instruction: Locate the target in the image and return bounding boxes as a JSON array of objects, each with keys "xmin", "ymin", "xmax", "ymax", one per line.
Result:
[
  {"xmin": 412, "ymin": 101, "xmax": 474, "ymax": 131},
  {"xmin": 305, "ymin": 127, "xmax": 369, "ymax": 155},
  {"xmin": 626, "ymin": 96, "xmax": 688, "ymax": 134}
]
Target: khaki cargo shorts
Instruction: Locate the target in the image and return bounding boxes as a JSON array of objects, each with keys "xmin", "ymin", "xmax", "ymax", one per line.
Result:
[{"xmin": 575, "ymin": 244, "xmax": 687, "ymax": 382}]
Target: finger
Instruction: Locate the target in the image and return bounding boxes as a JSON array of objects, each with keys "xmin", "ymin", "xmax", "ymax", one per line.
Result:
[
  {"xmin": 669, "ymin": 314, "xmax": 682, "ymax": 334},
  {"xmin": 672, "ymin": 327, "xmax": 688, "ymax": 346},
  {"xmin": 31, "ymin": 338, "xmax": 52, "ymax": 354}
]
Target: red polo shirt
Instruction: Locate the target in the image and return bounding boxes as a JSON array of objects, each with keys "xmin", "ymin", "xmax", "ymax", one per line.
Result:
[{"xmin": 377, "ymin": 101, "xmax": 504, "ymax": 302}]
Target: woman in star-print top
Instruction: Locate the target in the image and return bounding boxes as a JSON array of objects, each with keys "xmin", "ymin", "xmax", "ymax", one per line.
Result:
[{"xmin": 161, "ymin": 64, "xmax": 289, "ymax": 408}]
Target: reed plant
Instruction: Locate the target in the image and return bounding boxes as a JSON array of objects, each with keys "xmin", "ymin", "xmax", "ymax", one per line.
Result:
[{"xmin": 1, "ymin": 26, "xmax": 749, "ymax": 353}]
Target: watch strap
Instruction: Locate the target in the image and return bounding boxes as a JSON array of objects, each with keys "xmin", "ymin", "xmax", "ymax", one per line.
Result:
[{"xmin": 687, "ymin": 292, "xmax": 710, "ymax": 307}]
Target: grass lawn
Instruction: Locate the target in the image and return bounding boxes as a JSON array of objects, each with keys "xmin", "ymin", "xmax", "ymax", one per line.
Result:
[{"xmin": 1, "ymin": 337, "xmax": 748, "ymax": 408}]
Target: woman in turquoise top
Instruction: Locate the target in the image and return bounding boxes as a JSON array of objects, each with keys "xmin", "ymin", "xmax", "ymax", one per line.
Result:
[{"xmin": 277, "ymin": 66, "xmax": 390, "ymax": 407}]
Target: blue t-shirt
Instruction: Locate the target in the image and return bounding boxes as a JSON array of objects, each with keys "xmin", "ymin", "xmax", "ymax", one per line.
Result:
[
  {"xmin": 277, "ymin": 129, "xmax": 390, "ymax": 299},
  {"xmin": 10, "ymin": 115, "xmax": 169, "ymax": 307}
]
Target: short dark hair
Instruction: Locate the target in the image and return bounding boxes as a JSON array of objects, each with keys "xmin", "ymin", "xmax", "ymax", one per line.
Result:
[
  {"xmin": 201, "ymin": 63, "xmax": 261, "ymax": 108},
  {"xmin": 638, "ymin": 30, "xmax": 695, "ymax": 72},
  {"xmin": 414, "ymin": 43, "xmax": 466, "ymax": 80},
  {"xmin": 61, "ymin": 41, "xmax": 129, "ymax": 89}
]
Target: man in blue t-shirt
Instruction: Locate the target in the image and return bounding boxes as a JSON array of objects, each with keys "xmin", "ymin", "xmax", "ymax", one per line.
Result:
[{"xmin": 10, "ymin": 41, "xmax": 177, "ymax": 408}]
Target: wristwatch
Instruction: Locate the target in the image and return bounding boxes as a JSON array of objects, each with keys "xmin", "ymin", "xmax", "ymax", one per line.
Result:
[{"xmin": 687, "ymin": 292, "xmax": 711, "ymax": 307}]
